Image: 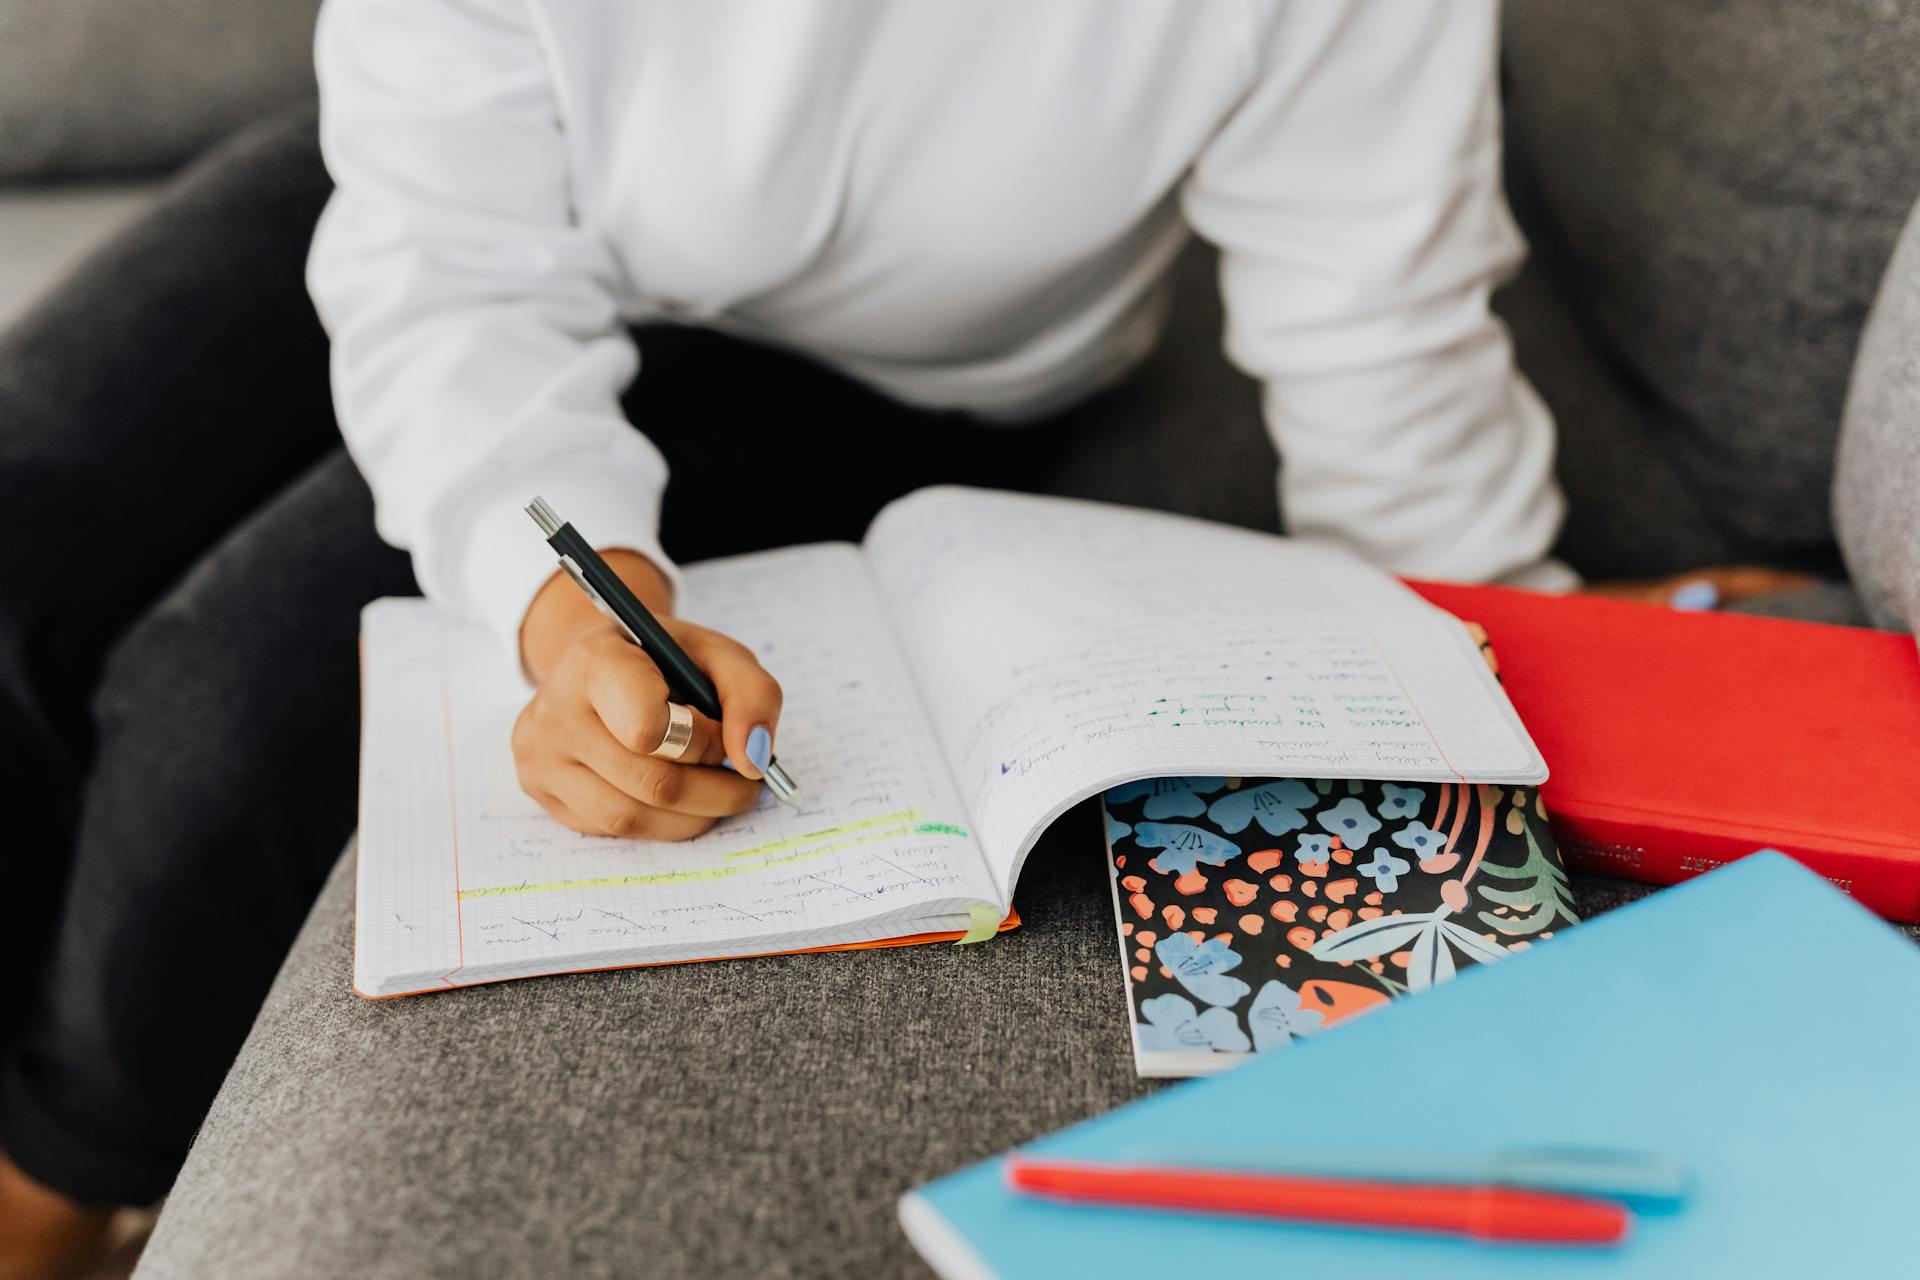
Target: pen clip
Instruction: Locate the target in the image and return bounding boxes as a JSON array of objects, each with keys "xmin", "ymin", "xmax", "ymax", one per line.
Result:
[{"xmin": 559, "ymin": 554, "xmax": 646, "ymax": 650}]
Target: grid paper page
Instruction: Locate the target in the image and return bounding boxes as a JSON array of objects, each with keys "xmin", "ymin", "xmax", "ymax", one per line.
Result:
[
  {"xmin": 863, "ymin": 488, "xmax": 1547, "ymax": 898},
  {"xmin": 355, "ymin": 597, "xmax": 464, "ymax": 992},
  {"xmin": 353, "ymin": 544, "xmax": 994, "ymax": 997}
]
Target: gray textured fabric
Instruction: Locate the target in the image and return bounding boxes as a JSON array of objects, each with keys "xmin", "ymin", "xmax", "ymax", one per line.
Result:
[
  {"xmin": 0, "ymin": 1, "xmax": 321, "ymax": 180},
  {"xmin": 1494, "ymin": 226, "xmax": 1726, "ymax": 578},
  {"xmin": 139, "ymin": 822, "xmax": 1154, "ymax": 1280},
  {"xmin": 134, "ymin": 582, "xmax": 1902, "ymax": 1278},
  {"xmin": 143, "ymin": 845, "xmax": 1913, "ymax": 1279},
  {"xmin": 1499, "ymin": 0, "xmax": 1920, "ymax": 578},
  {"xmin": 1721, "ymin": 582, "xmax": 1875, "ymax": 629},
  {"xmin": 1836, "ymin": 198, "xmax": 1920, "ymax": 637}
]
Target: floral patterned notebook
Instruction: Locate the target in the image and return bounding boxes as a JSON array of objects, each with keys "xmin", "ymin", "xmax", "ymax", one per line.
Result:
[{"xmin": 1103, "ymin": 776, "xmax": 1579, "ymax": 1076}]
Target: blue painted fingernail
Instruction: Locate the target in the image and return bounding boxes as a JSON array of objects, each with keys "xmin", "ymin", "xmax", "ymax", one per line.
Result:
[
  {"xmin": 1670, "ymin": 579, "xmax": 1719, "ymax": 611},
  {"xmin": 746, "ymin": 725, "xmax": 773, "ymax": 774}
]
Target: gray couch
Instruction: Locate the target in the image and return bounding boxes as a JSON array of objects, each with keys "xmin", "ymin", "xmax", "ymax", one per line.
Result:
[
  {"xmin": 130, "ymin": 3, "xmax": 1920, "ymax": 1277},
  {"xmin": 0, "ymin": 0, "xmax": 325, "ymax": 330}
]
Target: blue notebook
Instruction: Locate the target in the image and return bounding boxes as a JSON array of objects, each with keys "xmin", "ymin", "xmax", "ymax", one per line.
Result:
[{"xmin": 901, "ymin": 853, "xmax": 1920, "ymax": 1276}]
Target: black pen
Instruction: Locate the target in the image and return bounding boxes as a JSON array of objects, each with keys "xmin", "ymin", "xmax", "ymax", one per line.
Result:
[{"xmin": 525, "ymin": 496, "xmax": 799, "ymax": 803}]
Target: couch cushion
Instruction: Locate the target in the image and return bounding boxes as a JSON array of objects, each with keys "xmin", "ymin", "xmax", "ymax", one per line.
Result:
[
  {"xmin": 137, "ymin": 819, "xmax": 1159, "ymax": 1279},
  {"xmin": 149, "ymin": 826, "xmax": 1908, "ymax": 1279},
  {"xmin": 0, "ymin": 183, "xmax": 163, "ymax": 330},
  {"xmin": 130, "ymin": 831, "xmax": 1614, "ymax": 1278},
  {"xmin": 0, "ymin": 0, "xmax": 320, "ymax": 180},
  {"xmin": 1836, "ymin": 197, "xmax": 1920, "ymax": 637},
  {"xmin": 1500, "ymin": 0, "xmax": 1920, "ymax": 577}
]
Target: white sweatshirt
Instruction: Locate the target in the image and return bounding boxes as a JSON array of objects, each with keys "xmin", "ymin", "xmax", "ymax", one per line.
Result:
[{"xmin": 309, "ymin": 0, "xmax": 1570, "ymax": 654}]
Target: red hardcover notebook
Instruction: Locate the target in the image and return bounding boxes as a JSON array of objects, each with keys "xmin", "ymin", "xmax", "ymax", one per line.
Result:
[{"xmin": 1406, "ymin": 581, "xmax": 1920, "ymax": 921}]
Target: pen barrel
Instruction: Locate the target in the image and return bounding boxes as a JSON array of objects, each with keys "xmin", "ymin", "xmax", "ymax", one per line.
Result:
[
  {"xmin": 547, "ymin": 523, "xmax": 722, "ymax": 720},
  {"xmin": 1458, "ymin": 1187, "xmax": 1628, "ymax": 1244},
  {"xmin": 1006, "ymin": 1162, "xmax": 1627, "ymax": 1246}
]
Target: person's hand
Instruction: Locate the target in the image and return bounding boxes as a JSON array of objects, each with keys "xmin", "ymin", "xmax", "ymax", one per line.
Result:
[
  {"xmin": 1581, "ymin": 566, "xmax": 1819, "ymax": 610},
  {"xmin": 511, "ymin": 550, "xmax": 782, "ymax": 839}
]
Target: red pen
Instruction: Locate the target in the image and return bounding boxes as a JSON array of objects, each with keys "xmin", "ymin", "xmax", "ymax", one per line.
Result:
[{"xmin": 1004, "ymin": 1156, "xmax": 1629, "ymax": 1247}]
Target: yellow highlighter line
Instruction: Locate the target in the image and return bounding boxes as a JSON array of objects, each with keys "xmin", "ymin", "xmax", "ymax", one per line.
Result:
[
  {"xmin": 457, "ymin": 813, "xmax": 968, "ymax": 900},
  {"xmin": 719, "ymin": 809, "xmax": 922, "ymax": 860}
]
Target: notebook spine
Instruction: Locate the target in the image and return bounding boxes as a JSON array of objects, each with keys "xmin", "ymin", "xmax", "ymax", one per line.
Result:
[{"xmin": 1550, "ymin": 810, "xmax": 1920, "ymax": 924}]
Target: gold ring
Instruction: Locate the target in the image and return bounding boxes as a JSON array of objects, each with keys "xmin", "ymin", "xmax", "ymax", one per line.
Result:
[{"xmin": 650, "ymin": 701, "xmax": 696, "ymax": 761}]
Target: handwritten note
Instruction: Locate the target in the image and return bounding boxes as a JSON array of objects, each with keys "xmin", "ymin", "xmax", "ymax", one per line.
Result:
[
  {"xmin": 357, "ymin": 488, "xmax": 1545, "ymax": 997},
  {"xmin": 354, "ymin": 544, "xmax": 996, "ymax": 997},
  {"xmin": 863, "ymin": 488, "xmax": 1545, "ymax": 898}
]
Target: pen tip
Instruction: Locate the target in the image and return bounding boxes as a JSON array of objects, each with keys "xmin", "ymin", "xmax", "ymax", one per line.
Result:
[{"xmin": 763, "ymin": 760, "xmax": 800, "ymax": 804}]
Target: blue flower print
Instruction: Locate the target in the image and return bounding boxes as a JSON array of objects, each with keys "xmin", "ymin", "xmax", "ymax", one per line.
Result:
[
  {"xmin": 1356, "ymin": 848, "xmax": 1412, "ymax": 894},
  {"xmin": 1195, "ymin": 1006, "xmax": 1252, "ymax": 1053},
  {"xmin": 1105, "ymin": 777, "xmax": 1228, "ymax": 819},
  {"xmin": 1104, "ymin": 810, "xmax": 1132, "ymax": 848},
  {"xmin": 1131, "ymin": 822, "xmax": 1240, "ymax": 876},
  {"xmin": 1136, "ymin": 995, "xmax": 1250, "ymax": 1054},
  {"xmin": 1390, "ymin": 821, "xmax": 1444, "ymax": 859},
  {"xmin": 1316, "ymin": 797, "xmax": 1381, "ymax": 852},
  {"xmin": 1376, "ymin": 784, "xmax": 1426, "ymax": 822},
  {"xmin": 1246, "ymin": 980, "xmax": 1326, "ymax": 1052},
  {"xmin": 1137, "ymin": 994, "xmax": 1208, "ymax": 1051},
  {"xmin": 1154, "ymin": 931, "xmax": 1251, "ymax": 1008},
  {"xmin": 1294, "ymin": 833, "xmax": 1336, "ymax": 865},
  {"xmin": 1207, "ymin": 779, "xmax": 1317, "ymax": 837}
]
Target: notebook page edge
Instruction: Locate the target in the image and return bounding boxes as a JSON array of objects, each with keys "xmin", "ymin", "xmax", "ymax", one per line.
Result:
[
  {"xmin": 361, "ymin": 898, "xmax": 987, "ymax": 997},
  {"xmin": 354, "ymin": 598, "xmax": 464, "ymax": 997}
]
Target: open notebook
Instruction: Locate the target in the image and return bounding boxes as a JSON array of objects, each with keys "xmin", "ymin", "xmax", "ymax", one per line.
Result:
[{"xmin": 355, "ymin": 488, "xmax": 1547, "ymax": 997}]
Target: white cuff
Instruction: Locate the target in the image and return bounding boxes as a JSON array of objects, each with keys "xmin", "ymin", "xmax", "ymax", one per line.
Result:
[{"xmin": 458, "ymin": 461, "xmax": 683, "ymax": 679}]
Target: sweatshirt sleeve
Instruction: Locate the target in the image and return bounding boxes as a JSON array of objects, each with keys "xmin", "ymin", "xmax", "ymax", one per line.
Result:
[
  {"xmin": 308, "ymin": 0, "xmax": 681, "ymax": 662},
  {"xmin": 1182, "ymin": 0, "xmax": 1576, "ymax": 590}
]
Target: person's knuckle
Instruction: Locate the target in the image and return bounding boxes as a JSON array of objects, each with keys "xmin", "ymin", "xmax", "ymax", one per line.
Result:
[
  {"xmin": 594, "ymin": 696, "xmax": 648, "ymax": 752},
  {"xmin": 534, "ymin": 689, "xmax": 570, "ymax": 725},
  {"xmin": 514, "ymin": 759, "xmax": 544, "ymax": 801},
  {"xmin": 613, "ymin": 710, "xmax": 658, "ymax": 755},
  {"xmin": 583, "ymin": 621, "xmax": 628, "ymax": 653},
  {"xmin": 749, "ymin": 657, "xmax": 783, "ymax": 694},
  {"xmin": 704, "ymin": 630, "xmax": 751, "ymax": 660},
  {"xmin": 510, "ymin": 707, "xmax": 539, "ymax": 761},
  {"xmin": 638, "ymin": 761, "xmax": 684, "ymax": 810},
  {"xmin": 537, "ymin": 797, "xmax": 585, "ymax": 833},
  {"xmin": 595, "ymin": 681, "xmax": 666, "ymax": 751},
  {"xmin": 557, "ymin": 635, "xmax": 597, "ymax": 680},
  {"xmin": 602, "ymin": 803, "xmax": 652, "ymax": 839},
  {"xmin": 721, "ymin": 666, "xmax": 781, "ymax": 714}
]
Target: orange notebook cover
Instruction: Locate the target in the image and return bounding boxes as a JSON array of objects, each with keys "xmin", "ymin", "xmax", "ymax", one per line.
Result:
[{"xmin": 1408, "ymin": 581, "xmax": 1920, "ymax": 921}]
